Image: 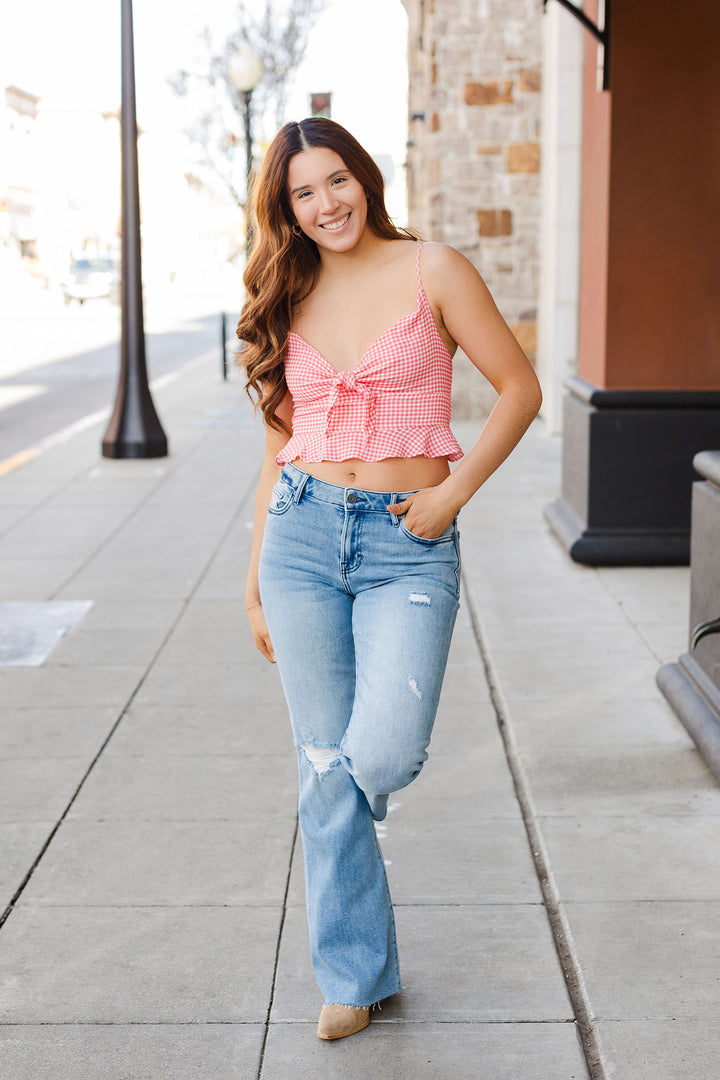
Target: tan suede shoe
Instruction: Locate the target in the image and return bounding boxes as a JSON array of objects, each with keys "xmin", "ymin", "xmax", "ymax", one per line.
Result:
[{"xmin": 317, "ymin": 1003, "xmax": 371, "ymax": 1040}]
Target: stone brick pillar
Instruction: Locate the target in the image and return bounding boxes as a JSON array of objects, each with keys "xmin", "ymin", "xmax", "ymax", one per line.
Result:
[
  {"xmin": 545, "ymin": 0, "xmax": 720, "ymax": 564},
  {"xmin": 403, "ymin": 0, "xmax": 541, "ymax": 418}
]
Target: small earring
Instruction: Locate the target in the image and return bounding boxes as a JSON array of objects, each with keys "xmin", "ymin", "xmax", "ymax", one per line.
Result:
[{"xmin": 292, "ymin": 224, "xmax": 302, "ymax": 236}]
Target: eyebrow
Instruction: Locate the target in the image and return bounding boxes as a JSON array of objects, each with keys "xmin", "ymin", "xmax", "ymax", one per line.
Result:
[{"xmin": 290, "ymin": 168, "xmax": 350, "ymax": 196}]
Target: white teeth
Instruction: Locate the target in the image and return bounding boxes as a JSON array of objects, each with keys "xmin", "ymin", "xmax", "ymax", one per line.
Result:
[{"xmin": 321, "ymin": 213, "xmax": 350, "ymax": 231}]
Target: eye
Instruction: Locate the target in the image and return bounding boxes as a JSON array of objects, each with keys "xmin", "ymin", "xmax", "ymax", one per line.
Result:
[
  {"xmin": 296, "ymin": 190, "xmax": 312, "ymax": 199},
  {"xmin": 331, "ymin": 176, "xmax": 348, "ymax": 186}
]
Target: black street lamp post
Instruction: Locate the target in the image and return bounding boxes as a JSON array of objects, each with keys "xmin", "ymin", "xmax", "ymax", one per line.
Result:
[
  {"xmin": 229, "ymin": 40, "xmax": 263, "ymax": 255},
  {"xmin": 242, "ymin": 89, "xmax": 253, "ymax": 197},
  {"xmin": 102, "ymin": 0, "xmax": 167, "ymax": 459}
]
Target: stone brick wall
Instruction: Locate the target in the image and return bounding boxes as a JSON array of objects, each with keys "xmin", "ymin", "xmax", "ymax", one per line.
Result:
[{"xmin": 403, "ymin": 0, "xmax": 542, "ymax": 417}]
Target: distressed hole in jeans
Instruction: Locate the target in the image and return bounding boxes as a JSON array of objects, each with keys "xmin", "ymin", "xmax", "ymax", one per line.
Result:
[
  {"xmin": 300, "ymin": 742, "xmax": 341, "ymax": 777},
  {"xmin": 409, "ymin": 592, "xmax": 431, "ymax": 606},
  {"xmin": 408, "ymin": 676, "xmax": 422, "ymax": 701}
]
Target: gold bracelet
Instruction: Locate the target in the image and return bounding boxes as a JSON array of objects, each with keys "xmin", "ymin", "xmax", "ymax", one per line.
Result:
[{"xmin": 246, "ymin": 601, "xmax": 262, "ymax": 612}]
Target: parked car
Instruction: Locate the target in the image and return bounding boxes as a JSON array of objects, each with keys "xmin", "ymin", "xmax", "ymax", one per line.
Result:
[{"xmin": 62, "ymin": 257, "xmax": 120, "ymax": 305}]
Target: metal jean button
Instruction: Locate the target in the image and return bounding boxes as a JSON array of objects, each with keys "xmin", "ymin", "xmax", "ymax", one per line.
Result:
[{"xmin": 346, "ymin": 492, "xmax": 357, "ymax": 504}]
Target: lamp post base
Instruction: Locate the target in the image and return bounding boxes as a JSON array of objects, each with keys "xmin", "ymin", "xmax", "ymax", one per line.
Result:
[
  {"xmin": 101, "ymin": 437, "xmax": 168, "ymax": 460},
  {"xmin": 101, "ymin": 376, "xmax": 168, "ymax": 460}
]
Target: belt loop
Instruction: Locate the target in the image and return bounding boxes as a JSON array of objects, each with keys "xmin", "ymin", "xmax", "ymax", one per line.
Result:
[
  {"xmin": 389, "ymin": 491, "xmax": 400, "ymax": 526},
  {"xmin": 293, "ymin": 471, "xmax": 309, "ymax": 504}
]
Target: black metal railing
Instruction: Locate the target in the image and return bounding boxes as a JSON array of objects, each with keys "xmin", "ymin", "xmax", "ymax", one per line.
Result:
[
  {"xmin": 691, "ymin": 616, "xmax": 720, "ymax": 652},
  {"xmin": 543, "ymin": 0, "xmax": 611, "ymax": 90}
]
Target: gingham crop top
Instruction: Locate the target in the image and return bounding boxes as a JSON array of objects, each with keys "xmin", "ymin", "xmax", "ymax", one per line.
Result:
[{"xmin": 276, "ymin": 242, "xmax": 464, "ymax": 465}]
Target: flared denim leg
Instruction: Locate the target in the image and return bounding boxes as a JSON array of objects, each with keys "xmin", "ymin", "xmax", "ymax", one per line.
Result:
[
  {"xmin": 259, "ymin": 574, "xmax": 402, "ymax": 1005},
  {"xmin": 297, "ymin": 750, "xmax": 401, "ymax": 1005},
  {"xmin": 258, "ymin": 464, "xmax": 460, "ymax": 1006}
]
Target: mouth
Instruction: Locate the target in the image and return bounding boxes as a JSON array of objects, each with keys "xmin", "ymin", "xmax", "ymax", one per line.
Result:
[{"xmin": 319, "ymin": 212, "xmax": 351, "ymax": 232}]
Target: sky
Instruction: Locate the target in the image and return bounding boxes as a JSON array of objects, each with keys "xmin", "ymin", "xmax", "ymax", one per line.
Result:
[{"xmin": 2, "ymin": 0, "xmax": 409, "ymax": 170}]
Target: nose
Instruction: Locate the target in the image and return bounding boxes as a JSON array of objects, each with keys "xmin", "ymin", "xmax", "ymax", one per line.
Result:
[{"xmin": 318, "ymin": 187, "xmax": 340, "ymax": 215}]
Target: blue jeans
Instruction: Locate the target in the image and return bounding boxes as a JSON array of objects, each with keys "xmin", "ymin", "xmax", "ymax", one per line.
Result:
[{"xmin": 258, "ymin": 462, "xmax": 460, "ymax": 1006}]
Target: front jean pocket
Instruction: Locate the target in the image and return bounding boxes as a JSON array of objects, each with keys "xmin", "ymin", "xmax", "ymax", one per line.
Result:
[
  {"xmin": 267, "ymin": 479, "xmax": 295, "ymax": 515},
  {"xmin": 398, "ymin": 519, "xmax": 456, "ymax": 546}
]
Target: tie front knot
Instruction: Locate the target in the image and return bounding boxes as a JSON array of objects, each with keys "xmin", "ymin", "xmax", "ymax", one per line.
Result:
[
  {"xmin": 329, "ymin": 369, "xmax": 374, "ymax": 403},
  {"xmin": 325, "ymin": 370, "xmax": 376, "ymax": 440}
]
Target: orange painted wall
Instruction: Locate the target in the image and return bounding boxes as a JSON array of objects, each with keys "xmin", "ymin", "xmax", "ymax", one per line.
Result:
[
  {"xmin": 578, "ymin": 0, "xmax": 720, "ymax": 390},
  {"xmin": 577, "ymin": 0, "xmax": 611, "ymax": 388}
]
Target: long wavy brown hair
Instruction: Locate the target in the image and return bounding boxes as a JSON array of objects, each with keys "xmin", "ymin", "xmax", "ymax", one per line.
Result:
[{"xmin": 237, "ymin": 117, "xmax": 416, "ymax": 432}]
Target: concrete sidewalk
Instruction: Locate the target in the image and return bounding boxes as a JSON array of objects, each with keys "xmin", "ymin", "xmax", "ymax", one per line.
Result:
[{"xmin": 0, "ymin": 356, "xmax": 718, "ymax": 1080}]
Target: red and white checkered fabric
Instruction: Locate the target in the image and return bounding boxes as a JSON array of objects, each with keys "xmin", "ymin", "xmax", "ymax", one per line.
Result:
[{"xmin": 277, "ymin": 243, "xmax": 464, "ymax": 465}]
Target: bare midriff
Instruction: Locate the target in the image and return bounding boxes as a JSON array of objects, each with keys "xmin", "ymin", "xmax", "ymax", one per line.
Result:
[{"xmin": 292, "ymin": 455, "xmax": 451, "ymax": 493}]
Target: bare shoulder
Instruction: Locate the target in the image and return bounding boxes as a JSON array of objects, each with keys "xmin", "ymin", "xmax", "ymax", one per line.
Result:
[
  {"xmin": 419, "ymin": 242, "xmax": 493, "ymax": 309},
  {"xmin": 418, "ymin": 241, "xmax": 487, "ymax": 287},
  {"xmin": 383, "ymin": 236, "xmax": 421, "ymax": 269},
  {"xmin": 416, "ymin": 243, "xmax": 537, "ymax": 397}
]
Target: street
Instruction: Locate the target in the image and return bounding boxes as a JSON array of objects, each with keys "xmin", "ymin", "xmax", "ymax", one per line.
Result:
[{"xmin": 0, "ymin": 271, "xmax": 244, "ymax": 462}]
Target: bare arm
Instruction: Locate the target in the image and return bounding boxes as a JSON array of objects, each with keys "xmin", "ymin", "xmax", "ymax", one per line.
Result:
[
  {"xmin": 246, "ymin": 394, "xmax": 294, "ymax": 663},
  {"xmin": 388, "ymin": 244, "xmax": 542, "ymax": 538}
]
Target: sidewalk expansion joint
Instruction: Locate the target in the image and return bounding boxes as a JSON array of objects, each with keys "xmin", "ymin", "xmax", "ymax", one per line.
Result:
[
  {"xmin": 0, "ymin": 456, "xmax": 95, "ymax": 543},
  {"xmin": 256, "ymin": 818, "xmax": 298, "ymax": 1080},
  {"xmin": 47, "ymin": 426, "xmax": 218, "ymax": 602},
  {"xmin": 0, "ymin": 464, "xmax": 260, "ymax": 934},
  {"xmin": 0, "ymin": 1018, "xmax": 580, "ymax": 1027},
  {"xmin": 462, "ymin": 574, "xmax": 609, "ymax": 1080},
  {"xmin": 595, "ymin": 568, "xmax": 668, "ymax": 667},
  {"xmin": 0, "ymin": 1020, "xmax": 267, "ymax": 1027}
]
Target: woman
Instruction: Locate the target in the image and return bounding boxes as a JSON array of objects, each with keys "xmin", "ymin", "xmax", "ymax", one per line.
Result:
[{"xmin": 238, "ymin": 118, "xmax": 541, "ymax": 1040}]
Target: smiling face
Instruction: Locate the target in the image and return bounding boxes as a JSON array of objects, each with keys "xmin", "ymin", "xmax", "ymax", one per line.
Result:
[{"xmin": 287, "ymin": 146, "xmax": 369, "ymax": 253}]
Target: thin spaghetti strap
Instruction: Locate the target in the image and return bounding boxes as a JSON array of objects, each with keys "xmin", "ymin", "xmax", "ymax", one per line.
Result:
[{"xmin": 415, "ymin": 241, "xmax": 424, "ymax": 287}]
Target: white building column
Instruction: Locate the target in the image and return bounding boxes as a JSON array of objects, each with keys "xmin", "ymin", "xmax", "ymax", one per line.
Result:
[{"xmin": 537, "ymin": 4, "xmax": 585, "ymax": 433}]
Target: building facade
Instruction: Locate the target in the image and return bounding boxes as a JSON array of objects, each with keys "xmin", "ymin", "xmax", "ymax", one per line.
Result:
[
  {"xmin": 1, "ymin": 86, "xmax": 41, "ymax": 265},
  {"xmin": 545, "ymin": 0, "xmax": 720, "ymax": 567},
  {"xmin": 402, "ymin": 0, "xmax": 543, "ymax": 417}
]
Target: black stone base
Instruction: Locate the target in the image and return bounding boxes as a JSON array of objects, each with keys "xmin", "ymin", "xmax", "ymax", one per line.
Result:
[
  {"xmin": 546, "ymin": 377, "xmax": 720, "ymax": 566},
  {"xmin": 658, "ymin": 656, "xmax": 720, "ymax": 785},
  {"xmin": 544, "ymin": 497, "xmax": 689, "ymax": 565}
]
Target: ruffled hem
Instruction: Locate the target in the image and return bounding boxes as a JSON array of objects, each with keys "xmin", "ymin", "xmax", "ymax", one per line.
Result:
[{"xmin": 276, "ymin": 427, "xmax": 464, "ymax": 465}]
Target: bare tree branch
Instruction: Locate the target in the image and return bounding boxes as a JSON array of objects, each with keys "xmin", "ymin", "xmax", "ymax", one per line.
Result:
[{"xmin": 168, "ymin": 0, "xmax": 327, "ymax": 208}]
